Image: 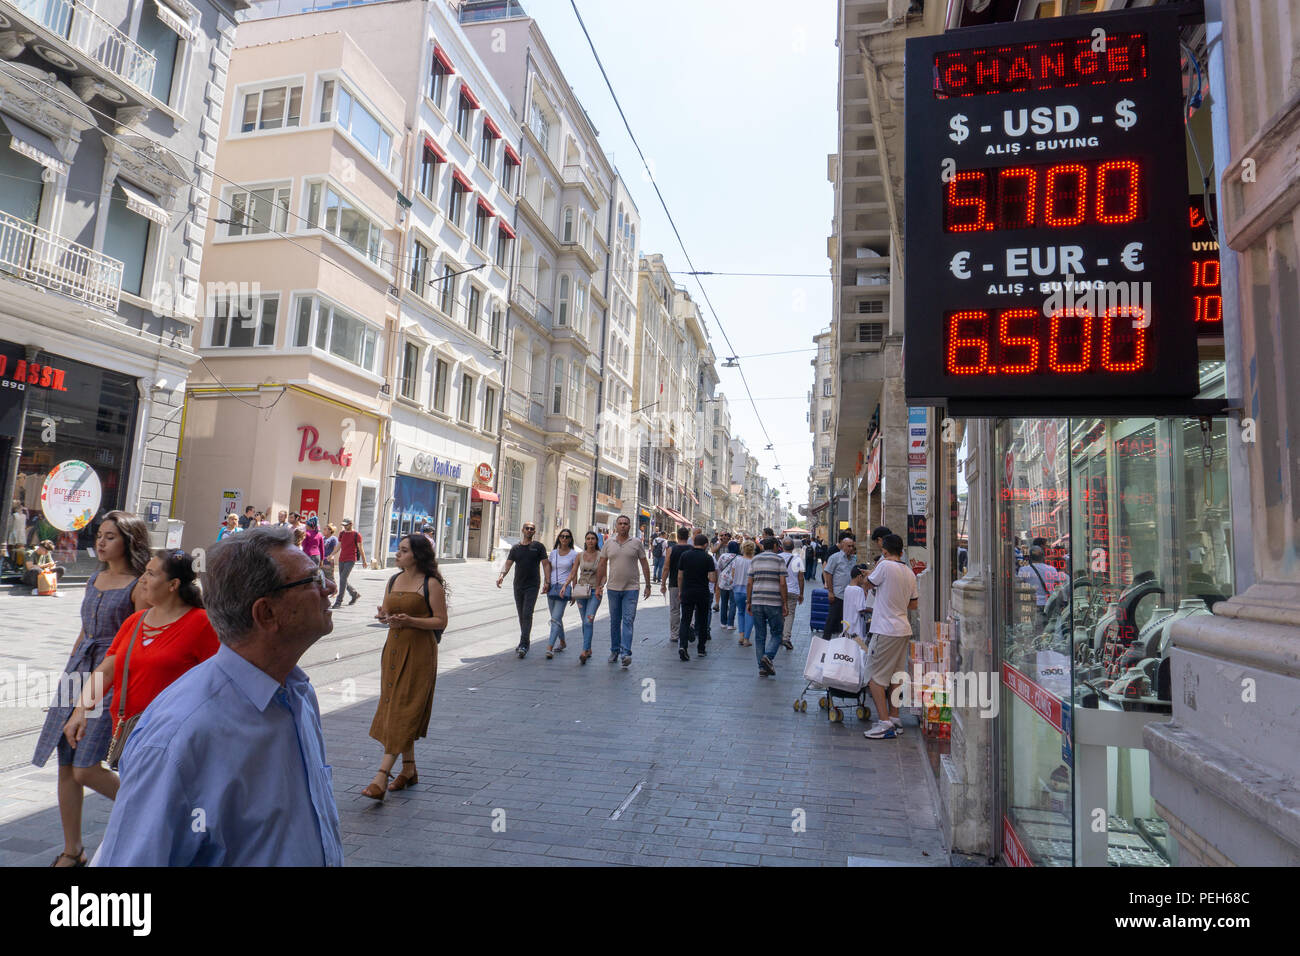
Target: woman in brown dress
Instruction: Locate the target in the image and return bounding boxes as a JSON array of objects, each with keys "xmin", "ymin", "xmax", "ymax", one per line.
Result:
[{"xmin": 362, "ymin": 533, "xmax": 447, "ymax": 801}]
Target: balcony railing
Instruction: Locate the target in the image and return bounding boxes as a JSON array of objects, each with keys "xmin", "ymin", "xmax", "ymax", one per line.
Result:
[
  {"xmin": 9, "ymin": 0, "xmax": 157, "ymax": 96},
  {"xmin": 0, "ymin": 209, "xmax": 123, "ymax": 310},
  {"xmin": 506, "ymin": 389, "xmax": 544, "ymax": 429},
  {"xmin": 537, "ymin": 303, "xmax": 553, "ymax": 329},
  {"xmin": 562, "ymin": 164, "xmax": 599, "ymax": 196},
  {"xmin": 581, "ymin": 432, "xmax": 595, "ymax": 456},
  {"xmin": 515, "ymin": 284, "xmax": 536, "ymax": 316}
]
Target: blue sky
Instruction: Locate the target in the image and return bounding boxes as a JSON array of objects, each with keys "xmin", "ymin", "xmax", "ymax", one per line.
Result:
[{"xmin": 523, "ymin": 0, "xmax": 837, "ymax": 518}]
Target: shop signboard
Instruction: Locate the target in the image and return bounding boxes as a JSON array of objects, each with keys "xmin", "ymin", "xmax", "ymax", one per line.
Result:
[
  {"xmin": 909, "ymin": 474, "xmax": 928, "ymax": 514},
  {"xmin": 904, "ymin": 7, "xmax": 1197, "ymax": 415},
  {"xmin": 907, "ymin": 513, "xmax": 927, "ymax": 548},
  {"xmin": 1188, "ymin": 198, "xmax": 1222, "ymax": 338},
  {"xmin": 1003, "ymin": 661, "xmax": 1066, "ymax": 734},
  {"xmin": 908, "ymin": 407, "xmax": 928, "ymax": 466},
  {"xmin": 298, "ymin": 489, "xmax": 320, "ymax": 516},
  {"xmin": 473, "ymin": 462, "xmax": 494, "ymax": 488},
  {"xmin": 1002, "ymin": 816, "xmax": 1033, "ymax": 868},
  {"xmin": 41, "ymin": 461, "xmax": 102, "ymax": 532}
]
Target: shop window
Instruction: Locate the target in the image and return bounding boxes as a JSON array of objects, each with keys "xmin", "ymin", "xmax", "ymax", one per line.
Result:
[
  {"xmin": 209, "ymin": 293, "xmax": 277, "ymax": 349},
  {"xmin": 432, "ymin": 357, "xmax": 449, "ymax": 413},
  {"xmin": 240, "ymin": 83, "xmax": 303, "ymax": 133}
]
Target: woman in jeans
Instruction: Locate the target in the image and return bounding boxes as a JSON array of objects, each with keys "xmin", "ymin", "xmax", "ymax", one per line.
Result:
[
  {"xmin": 565, "ymin": 531, "xmax": 603, "ymax": 665},
  {"xmin": 714, "ymin": 540, "xmax": 740, "ymax": 630},
  {"xmin": 732, "ymin": 540, "xmax": 756, "ymax": 647},
  {"xmin": 545, "ymin": 529, "xmax": 577, "ymax": 659}
]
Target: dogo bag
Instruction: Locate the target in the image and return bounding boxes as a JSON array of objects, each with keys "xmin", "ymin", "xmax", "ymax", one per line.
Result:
[
  {"xmin": 821, "ymin": 636, "xmax": 865, "ymax": 692},
  {"xmin": 803, "ymin": 635, "xmax": 830, "ymax": 684}
]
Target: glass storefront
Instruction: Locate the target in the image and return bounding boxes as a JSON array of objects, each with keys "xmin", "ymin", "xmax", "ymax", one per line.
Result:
[
  {"xmin": 3, "ymin": 348, "xmax": 138, "ymax": 580},
  {"xmin": 995, "ymin": 404, "xmax": 1233, "ymax": 866},
  {"xmin": 438, "ymin": 484, "xmax": 467, "ymax": 560},
  {"xmin": 390, "ymin": 473, "xmax": 438, "ymax": 556}
]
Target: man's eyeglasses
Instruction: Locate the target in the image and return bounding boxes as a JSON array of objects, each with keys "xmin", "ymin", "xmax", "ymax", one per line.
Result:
[{"xmin": 270, "ymin": 568, "xmax": 328, "ymax": 593}]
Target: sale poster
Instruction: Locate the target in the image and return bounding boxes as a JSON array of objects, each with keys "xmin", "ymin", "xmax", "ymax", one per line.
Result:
[{"xmin": 220, "ymin": 489, "xmax": 242, "ymax": 519}]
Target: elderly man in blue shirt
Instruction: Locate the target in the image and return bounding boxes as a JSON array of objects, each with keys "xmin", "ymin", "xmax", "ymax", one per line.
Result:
[{"xmin": 94, "ymin": 526, "xmax": 344, "ymax": 867}]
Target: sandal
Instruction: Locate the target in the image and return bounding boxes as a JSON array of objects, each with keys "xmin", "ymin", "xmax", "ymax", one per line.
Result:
[
  {"xmin": 362, "ymin": 771, "xmax": 392, "ymax": 802},
  {"xmin": 50, "ymin": 848, "xmax": 86, "ymax": 868},
  {"xmin": 546, "ymin": 648, "xmax": 554, "ymax": 659},
  {"xmin": 389, "ymin": 766, "xmax": 418, "ymax": 791}
]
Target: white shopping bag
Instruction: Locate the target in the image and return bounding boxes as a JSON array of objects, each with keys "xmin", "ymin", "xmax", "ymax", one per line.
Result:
[
  {"xmin": 1036, "ymin": 649, "xmax": 1071, "ymax": 698},
  {"xmin": 803, "ymin": 636, "xmax": 830, "ymax": 684},
  {"xmin": 821, "ymin": 636, "xmax": 865, "ymax": 692}
]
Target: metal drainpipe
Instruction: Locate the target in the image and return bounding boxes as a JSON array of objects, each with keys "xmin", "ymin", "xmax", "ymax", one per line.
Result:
[{"xmin": 589, "ymin": 174, "xmax": 614, "ymax": 530}]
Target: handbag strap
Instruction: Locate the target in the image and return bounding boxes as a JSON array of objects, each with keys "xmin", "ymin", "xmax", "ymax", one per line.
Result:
[{"xmin": 116, "ymin": 616, "xmax": 146, "ymax": 724}]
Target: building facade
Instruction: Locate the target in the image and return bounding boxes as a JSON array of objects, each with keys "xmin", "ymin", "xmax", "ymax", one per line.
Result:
[
  {"xmin": 806, "ymin": 327, "xmax": 834, "ymax": 541},
  {"xmin": 0, "ymin": 0, "xmax": 246, "ymax": 578}
]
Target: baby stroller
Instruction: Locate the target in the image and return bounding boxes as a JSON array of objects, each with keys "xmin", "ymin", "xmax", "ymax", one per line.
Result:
[{"xmin": 795, "ymin": 629, "xmax": 871, "ymax": 723}]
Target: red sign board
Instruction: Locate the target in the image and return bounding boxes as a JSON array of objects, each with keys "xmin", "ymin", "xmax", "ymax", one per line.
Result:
[
  {"xmin": 298, "ymin": 489, "xmax": 320, "ymax": 516},
  {"xmin": 1003, "ymin": 662, "xmax": 1065, "ymax": 733},
  {"xmin": 1002, "ymin": 816, "xmax": 1033, "ymax": 868}
]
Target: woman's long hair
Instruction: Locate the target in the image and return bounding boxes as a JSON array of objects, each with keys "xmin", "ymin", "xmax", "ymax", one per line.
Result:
[
  {"xmin": 157, "ymin": 548, "xmax": 204, "ymax": 608},
  {"xmin": 399, "ymin": 533, "xmax": 449, "ymax": 596},
  {"xmin": 582, "ymin": 531, "xmax": 600, "ymax": 553},
  {"xmin": 554, "ymin": 528, "xmax": 574, "ymax": 550},
  {"xmin": 101, "ymin": 510, "xmax": 151, "ymax": 577}
]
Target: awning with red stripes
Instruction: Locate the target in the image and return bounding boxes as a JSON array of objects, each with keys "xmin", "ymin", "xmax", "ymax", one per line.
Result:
[
  {"xmin": 422, "ymin": 135, "xmax": 447, "ymax": 163},
  {"xmin": 498, "ymin": 220, "xmax": 516, "ymax": 240},
  {"xmin": 483, "ymin": 115, "xmax": 501, "ymax": 139},
  {"xmin": 476, "ymin": 195, "xmax": 497, "ymax": 218},
  {"xmin": 504, "ymin": 144, "xmax": 521, "ymax": 165},
  {"xmin": 451, "ymin": 168, "xmax": 473, "ymax": 191},
  {"xmin": 459, "ymin": 83, "xmax": 480, "ymax": 110},
  {"xmin": 432, "ymin": 45, "xmax": 455, "ymax": 74}
]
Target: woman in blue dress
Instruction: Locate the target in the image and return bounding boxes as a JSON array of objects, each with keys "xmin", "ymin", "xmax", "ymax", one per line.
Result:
[{"xmin": 32, "ymin": 511, "xmax": 150, "ymax": 866}]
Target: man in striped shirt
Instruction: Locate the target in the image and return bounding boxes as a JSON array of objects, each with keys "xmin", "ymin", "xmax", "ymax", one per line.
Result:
[{"xmin": 747, "ymin": 536, "xmax": 789, "ymax": 677}]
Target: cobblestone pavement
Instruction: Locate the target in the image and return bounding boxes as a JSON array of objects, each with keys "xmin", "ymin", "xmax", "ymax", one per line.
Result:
[{"xmin": 0, "ymin": 560, "xmax": 948, "ymax": 866}]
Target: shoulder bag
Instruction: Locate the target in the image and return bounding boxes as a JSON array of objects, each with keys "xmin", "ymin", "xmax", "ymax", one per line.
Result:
[{"xmin": 105, "ymin": 616, "xmax": 147, "ymax": 771}]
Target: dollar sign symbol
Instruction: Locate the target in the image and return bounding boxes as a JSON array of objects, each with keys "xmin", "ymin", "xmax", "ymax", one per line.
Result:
[
  {"xmin": 1115, "ymin": 99, "xmax": 1136, "ymax": 130},
  {"xmin": 948, "ymin": 113, "xmax": 969, "ymax": 144}
]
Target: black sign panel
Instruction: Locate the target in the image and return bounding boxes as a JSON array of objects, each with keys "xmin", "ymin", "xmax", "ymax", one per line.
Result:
[{"xmin": 904, "ymin": 8, "xmax": 1196, "ymax": 414}]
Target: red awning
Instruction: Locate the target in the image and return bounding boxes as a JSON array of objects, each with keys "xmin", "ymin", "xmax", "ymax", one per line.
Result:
[
  {"xmin": 451, "ymin": 168, "xmax": 473, "ymax": 191},
  {"xmin": 423, "ymin": 135, "xmax": 447, "ymax": 163},
  {"xmin": 504, "ymin": 144, "xmax": 521, "ymax": 165},
  {"xmin": 483, "ymin": 115, "xmax": 501, "ymax": 139},
  {"xmin": 808, "ymin": 500, "xmax": 829, "ymax": 515},
  {"xmin": 459, "ymin": 83, "xmax": 481, "ymax": 110},
  {"xmin": 660, "ymin": 506, "xmax": 690, "ymax": 527},
  {"xmin": 471, "ymin": 488, "xmax": 499, "ymax": 502},
  {"xmin": 476, "ymin": 195, "xmax": 496, "ymax": 218},
  {"xmin": 432, "ymin": 45, "xmax": 455, "ymax": 74},
  {"xmin": 498, "ymin": 220, "xmax": 516, "ymax": 240}
]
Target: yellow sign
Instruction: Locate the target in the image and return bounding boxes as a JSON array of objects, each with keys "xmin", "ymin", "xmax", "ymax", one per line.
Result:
[{"xmin": 838, "ymin": 520, "xmax": 850, "ymax": 531}]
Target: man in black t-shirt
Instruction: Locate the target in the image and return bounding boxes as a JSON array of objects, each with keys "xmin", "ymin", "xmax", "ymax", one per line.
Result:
[
  {"xmin": 660, "ymin": 527, "xmax": 692, "ymax": 647},
  {"xmin": 677, "ymin": 533, "xmax": 717, "ymax": 660},
  {"xmin": 497, "ymin": 521, "xmax": 551, "ymax": 658}
]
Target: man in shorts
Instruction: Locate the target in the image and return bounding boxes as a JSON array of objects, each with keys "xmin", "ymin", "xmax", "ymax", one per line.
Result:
[{"xmin": 860, "ymin": 534, "xmax": 918, "ymax": 740}]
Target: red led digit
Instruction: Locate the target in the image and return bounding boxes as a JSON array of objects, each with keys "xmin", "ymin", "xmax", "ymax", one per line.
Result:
[
  {"xmin": 997, "ymin": 308, "xmax": 1040, "ymax": 374},
  {"xmin": 1044, "ymin": 164, "xmax": 1087, "ymax": 227},
  {"xmin": 1100, "ymin": 307, "xmax": 1147, "ymax": 372},
  {"xmin": 1048, "ymin": 308, "xmax": 1092, "ymax": 373},
  {"xmin": 947, "ymin": 311, "xmax": 989, "ymax": 375},
  {"xmin": 1096, "ymin": 160, "xmax": 1141, "ymax": 224},
  {"xmin": 1195, "ymin": 295, "xmax": 1223, "ymax": 325},
  {"xmin": 1194, "ymin": 258, "xmax": 1220, "ymax": 287},
  {"xmin": 996, "ymin": 167, "xmax": 1037, "ymax": 230},
  {"xmin": 946, "ymin": 171, "xmax": 991, "ymax": 232}
]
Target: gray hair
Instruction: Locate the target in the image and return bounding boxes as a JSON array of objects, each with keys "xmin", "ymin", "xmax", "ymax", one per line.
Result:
[
  {"xmin": 782, "ymin": 537, "xmax": 795, "ymax": 551},
  {"xmin": 203, "ymin": 525, "xmax": 294, "ymax": 645}
]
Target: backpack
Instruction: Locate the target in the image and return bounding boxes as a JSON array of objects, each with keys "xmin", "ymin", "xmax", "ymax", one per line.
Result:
[
  {"xmin": 652, "ymin": 538, "xmax": 664, "ymax": 558},
  {"xmin": 385, "ymin": 573, "xmax": 444, "ymax": 644},
  {"xmin": 718, "ymin": 553, "xmax": 737, "ymax": 589}
]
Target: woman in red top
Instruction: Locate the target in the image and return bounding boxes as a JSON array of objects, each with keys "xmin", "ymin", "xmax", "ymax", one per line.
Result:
[{"xmin": 64, "ymin": 550, "xmax": 219, "ymax": 747}]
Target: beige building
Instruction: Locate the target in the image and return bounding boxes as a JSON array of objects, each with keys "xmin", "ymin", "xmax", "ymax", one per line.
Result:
[
  {"xmin": 175, "ymin": 29, "xmax": 404, "ymax": 548},
  {"xmin": 806, "ymin": 328, "xmax": 834, "ymax": 541}
]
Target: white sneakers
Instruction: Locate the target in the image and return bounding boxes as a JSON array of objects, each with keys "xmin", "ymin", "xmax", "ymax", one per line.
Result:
[{"xmin": 864, "ymin": 720, "xmax": 897, "ymax": 739}]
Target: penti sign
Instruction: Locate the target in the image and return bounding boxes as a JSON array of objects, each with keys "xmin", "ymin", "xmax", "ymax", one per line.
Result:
[{"xmin": 904, "ymin": 8, "xmax": 1196, "ymax": 415}]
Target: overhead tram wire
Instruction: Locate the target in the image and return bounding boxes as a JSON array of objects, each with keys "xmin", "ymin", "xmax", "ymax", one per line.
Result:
[{"xmin": 567, "ymin": 0, "xmax": 789, "ymax": 484}]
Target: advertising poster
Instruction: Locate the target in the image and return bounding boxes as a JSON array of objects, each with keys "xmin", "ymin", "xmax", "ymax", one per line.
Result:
[
  {"xmin": 908, "ymin": 406, "xmax": 928, "ymax": 466},
  {"xmin": 220, "ymin": 489, "xmax": 243, "ymax": 518},
  {"xmin": 41, "ymin": 461, "xmax": 102, "ymax": 532}
]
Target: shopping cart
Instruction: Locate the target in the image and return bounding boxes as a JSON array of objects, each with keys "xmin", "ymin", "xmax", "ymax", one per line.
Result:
[{"xmin": 794, "ymin": 630, "xmax": 871, "ymax": 723}]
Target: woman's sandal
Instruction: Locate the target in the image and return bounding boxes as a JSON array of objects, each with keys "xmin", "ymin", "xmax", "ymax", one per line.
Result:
[
  {"xmin": 50, "ymin": 848, "xmax": 86, "ymax": 868},
  {"xmin": 362, "ymin": 771, "xmax": 392, "ymax": 802},
  {"xmin": 388, "ymin": 766, "xmax": 418, "ymax": 791}
]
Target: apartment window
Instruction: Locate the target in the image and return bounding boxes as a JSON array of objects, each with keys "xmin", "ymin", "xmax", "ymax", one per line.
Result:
[
  {"xmin": 448, "ymin": 173, "xmax": 469, "ymax": 228},
  {"xmin": 459, "ymin": 373, "xmax": 474, "ymax": 423},
  {"xmin": 480, "ymin": 116, "xmax": 500, "ymax": 167},
  {"xmin": 137, "ymin": 1, "xmax": 180, "ymax": 104},
  {"xmin": 556, "ymin": 275, "xmax": 569, "ymax": 326},
  {"xmin": 433, "ymin": 358, "xmax": 449, "ymax": 412},
  {"xmin": 502, "ymin": 148, "xmax": 519, "ymax": 193},
  {"xmin": 438, "ymin": 264, "xmax": 455, "ymax": 316},
  {"xmin": 329, "ymin": 85, "xmax": 391, "ymax": 166},
  {"xmin": 305, "ymin": 181, "xmax": 387, "ymax": 268},
  {"xmin": 466, "ymin": 285, "xmax": 481, "ymax": 335},
  {"xmin": 292, "ymin": 295, "xmax": 381, "ymax": 373},
  {"xmin": 857, "ymin": 322, "xmax": 884, "ymax": 344},
  {"xmin": 400, "ymin": 341, "xmax": 420, "ymax": 401},
  {"xmin": 103, "ymin": 182, "xmax": 155, "ymax": 297},
  {"xmin": 482, "ymin": 386, "xmax": 497, "ymax": 432},
  {"xmin": 822, "ymin": 377, "xmax": 832, "ymax": 398},
  {"xmin": 820, "ymin": 446, "xmax": 831, "ymax": 467},
  {"xmin": 409, "ymin": 239, "xmax": 429, "ymax": 294},
  {"xmin": 428, "ymin": 47, "xmax": 452, "ymax": 108},
  {"xmin": 456, "ymin": 86, "xmax": 478, "ymax": 141},
  {"xmin": 711, "ymin": 434, "xmax": 718, "ymax": 450},
  {"xmin": 418, "ymin": 138, "xmax": 445, "ymax": 199},
  {"xmin": 551, "ymin": 356, "xmax": 564, "ymax": 414},
  {"xmin": 489, "ymin": 306, "xmax": 502, "ymax": 348},
  {"xmin": 473, "ymin": 200, "xmax": 493, "ymax": 249},
  {"xmin": 857, "ymin": 299, "xmax": 884, "ymax": 314},
  {"xmin": 529, "ymin": 101, "xmax": 551, "ymax": 151},
  {"xmin": 562, "ymin": 207, "xmax": 574, "ymax": 242},
  {"xmin": 241, "ymin": 84, "xmax": 302, "ymax": 133},
  {"xmin": 209, "ymin": 293, "xmax": 278, "ymax": 349},
  {"xmin": 226, "ymin": 185, "xmax": 289, "ymax": 237},
  {"xmin": 573, "ymin": 283, "xmax": 586, "ymax": 335},
  {"xmin": 495, "ymin": 225, "xmax": 513, "ymax": 270},
  {"xmin": 567, "ymin": 360, "xmax": 580, "ymax": 420},
  {"xmin": 822, "ymin": 410, "xmax": 831, "ymax": 431}
]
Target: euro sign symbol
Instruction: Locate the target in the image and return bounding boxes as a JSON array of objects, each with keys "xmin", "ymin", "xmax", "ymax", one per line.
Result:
[
  {"xmin": 949, "ymin": 251, "xmax": 971, "ymax": 279},
  {"xmin": 1120, "ymin": 242, "xmax": 1144, "ymax": 272},
  {"xmin": 1115, "ymin": 99, "xmax": 1137, "ymax": 130},
  {"xmin": 948, "ymin": 113, "xmax": 969, "ymax": 144}
]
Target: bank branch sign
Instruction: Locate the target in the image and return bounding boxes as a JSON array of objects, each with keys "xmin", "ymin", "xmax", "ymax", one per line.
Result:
[{"xmin": 904, "ymin": 8, "xmax": 1196, "ymax": 414}]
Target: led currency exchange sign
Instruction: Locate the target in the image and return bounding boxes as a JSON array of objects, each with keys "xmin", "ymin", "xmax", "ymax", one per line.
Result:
[{"xmin": 904, "ymin": 9, "xmax": 1196, "ymax": 413}]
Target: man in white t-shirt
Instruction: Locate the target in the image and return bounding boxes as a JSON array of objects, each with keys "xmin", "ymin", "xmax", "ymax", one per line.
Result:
[
  {"xmin": 860, "ymin": 534, "xmax": 918, "ymax": 740},
  {"xmin": 779, "ymin": 538, "xmax": 805, "ymax": 649}
]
